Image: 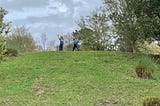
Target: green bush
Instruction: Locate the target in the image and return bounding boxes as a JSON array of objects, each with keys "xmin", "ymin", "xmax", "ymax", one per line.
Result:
[
  {"xmin": 149, "ymin": 54, "xmax": 160, "ymax": 64},
  {"xmin": 143, "ymin": 97, "xmax": 160, "ymax": 106},
  {"xmin": 5, "ymin": 48, "xmax": 18, "ymax": 56},
  {"xmin": 135, "ymin": 56, "xmax": 158, "ymax": 79}
]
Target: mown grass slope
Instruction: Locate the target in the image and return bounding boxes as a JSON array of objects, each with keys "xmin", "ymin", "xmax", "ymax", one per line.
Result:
[{"xmin": 0, "ymin": 51, "xmax": 160, "ymax": 106}]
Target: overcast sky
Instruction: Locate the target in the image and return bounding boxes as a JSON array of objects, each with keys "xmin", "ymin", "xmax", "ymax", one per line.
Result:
[{"xmin": 1, "ymin": 0, "xmax": 103, "ymax": 44}]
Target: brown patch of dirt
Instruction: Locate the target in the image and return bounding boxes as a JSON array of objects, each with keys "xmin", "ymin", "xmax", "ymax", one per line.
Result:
[
  {"xmin": 36, "ymin": 88, "xmax": 44, "ymax": 95},
  {"xmin": 31, "ymin": 77, "xmax": 55, "ymax": 96},
  {"xmin": 1, "ymin": 99, "xmax": 12, "ymax": 106},
  {"xmin": 94, "ymin": 99, "xmax": 120, "ymax": 106},
  {"xmin": 109, "ymin": 86, "xmax": 121, "ymax": 91},
  {"xmin": 32, "ymin": 82, "xmax": 39, "ymax": 87}
]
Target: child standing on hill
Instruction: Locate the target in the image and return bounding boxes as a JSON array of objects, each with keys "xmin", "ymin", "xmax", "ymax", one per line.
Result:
[
  {"xmin": 58, "ymin": 35, "xmax": 64, "ymax": 51},
  {"xmin": 73, "ymin": 36, "xmax": 80, "ymax": 51}
]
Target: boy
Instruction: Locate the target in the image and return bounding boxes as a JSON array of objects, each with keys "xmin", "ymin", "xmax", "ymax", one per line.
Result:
[
  {"xmin": 73, "ymin": 36, "xmax": 80, "ymax": 51},
  {"xmin": 58, "ymin": 35, "xmax": 64, "ymax": 51}
]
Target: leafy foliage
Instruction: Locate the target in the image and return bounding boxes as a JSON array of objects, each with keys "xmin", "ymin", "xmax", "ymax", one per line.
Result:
[
  {"xmin": 6, "ymin": 26, "xmax": 37, "ymax": 52},
  {"xmin": 0, "ymin": 7, "xmax": 10, "ymax": 62},
  {"xmin": 0, "ymin": 36, "xmax": 6, "ymax": 61},
  {"xmin": 104, "ymin": 0, "xmax": 143, "ymax": 53},
  {"xmin": 135, "ymin": 0, "xmax": 160, "ymax": 42},
  {"xmin": 77, "ymin": 9, "xmax": 113, "ymax": 50},
  {"xmin": 137, "ymin": 41, "xmax": 160, "ymax": 55},
  {"xmin": 103, "ymin": 0, "xmax": 160, "ymax": 53},
  {"xmin": 5, "ymin": 48, "xmax": 18, "ymax": 56},
  {"xmin": 76, "ymin": 28, "xmax": 94, "ymax": 50}
]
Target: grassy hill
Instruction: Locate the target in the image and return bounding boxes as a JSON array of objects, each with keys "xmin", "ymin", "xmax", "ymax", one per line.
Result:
[{"xmin": 0, "ymin": 51, "xmax": 160, "ymax": 106}]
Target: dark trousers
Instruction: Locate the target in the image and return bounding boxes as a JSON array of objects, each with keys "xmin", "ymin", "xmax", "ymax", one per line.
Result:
[
  {"xmin": 59, "ymin": 44, "xmax": 63, "ymax": 51},
  {"xmin": 73, "ymin": 44, "xmax": 80, "ymax": 51}
]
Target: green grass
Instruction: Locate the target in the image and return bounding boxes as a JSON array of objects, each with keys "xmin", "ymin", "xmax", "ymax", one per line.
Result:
[{"xmin": 0, "ymin": 51, "xmax": 160, "ymax": 106}]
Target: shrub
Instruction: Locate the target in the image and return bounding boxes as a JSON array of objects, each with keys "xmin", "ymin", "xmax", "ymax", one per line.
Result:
[
  {"xmin": 0, "ymin": 36, "xmax": 7, "ymax": 62},
  {"xmin": 143, "ymin": 97, "xmax": 160, "ymax": 106},
  {"xmin": 149, "ymin": 54, "xmax": 160, "ymax": 64},
  {"xmin": 5, "ymin": 48, "xmax": 18, "ymax": 56},
  {"xmin": 135, "ymin": 56, "xmax": 157, "ymax": 79}
]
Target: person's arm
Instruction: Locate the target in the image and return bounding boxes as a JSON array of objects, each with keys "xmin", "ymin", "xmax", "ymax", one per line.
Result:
[
  {"xmin": 61, "ymin": 36, "xmax": 64, "ymax": 41},
  {"xmin": 57, "ymin": 35, "xmax": 60, "ymax": 39}
]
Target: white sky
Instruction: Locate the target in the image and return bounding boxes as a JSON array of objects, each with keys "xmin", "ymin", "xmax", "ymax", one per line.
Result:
[{"xmin": 0, "ymin": 0, "xmax": 103, "ymax": 44}]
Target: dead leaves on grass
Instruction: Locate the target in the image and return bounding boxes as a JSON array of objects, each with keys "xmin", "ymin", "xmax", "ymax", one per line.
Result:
[{"xmin": 31, "ymin": 77, "xmax": 54, "ymax": 96}]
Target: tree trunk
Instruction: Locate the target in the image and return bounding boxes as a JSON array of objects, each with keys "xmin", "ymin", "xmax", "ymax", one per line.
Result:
[{"xmin": 131, "ymin": 40, "xmax": 136, "ymax": 53}]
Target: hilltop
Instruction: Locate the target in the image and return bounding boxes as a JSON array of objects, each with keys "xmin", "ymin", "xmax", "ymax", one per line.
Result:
[{"xmin": 0, "ymin": 51, "xmax": 160, "ymax": 106}]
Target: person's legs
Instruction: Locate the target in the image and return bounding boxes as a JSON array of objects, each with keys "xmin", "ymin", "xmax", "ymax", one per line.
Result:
[
  {"xmin": 59, "ymin": 44, "xmax": 63, "ymax": 51},
  {"xmin": 76, "ymin": 44, "xmax": 80, "ymax": 51},
  {"xmin": 73, "ymin": 44, "xmax": 76, "ymax": 51},
  {"xmin": 61, "ymin": 44, "xmax": 63, "ymax": 51},
  {"xmin": 77, "ymin": 47, "xmax": 80, "ymax": 51},
  {"xmin": 59, "ymin": 45, "xmax": 61, "ymax": 51}
]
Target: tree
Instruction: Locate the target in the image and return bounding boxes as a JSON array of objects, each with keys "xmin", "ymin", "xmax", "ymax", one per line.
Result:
[
  {"xmin": 77, "ymin": 9, "xmax": 111, "ymax": 50},
  {"xmin": 64, "ymin": 33, "xmax": 73, "ymax": 50},
  {"xmin": 104, "ymin": 0, "xmax": 142, "ymax": 53},
  {"xmin": 40, "ymin": 33, "xmax": 47, "ymax": 51},
  {"xmin": 6, "ymin": 26, "xmax": 37, "ymax": 52},
  {"xmin": 0, "ymin": 8, "xmax": 10, "ymax": 61},
  {"xmin": 47, "ymin": 40, "xmax": 55, "ymax": 51},
  {"xmin": 76, "ymin": 28, "xmax": 94, "ymax": 50},
  {"xmin": 103, "ymin": 0, "xmax": 160, "ymax": 53},
  {"xmin": 135, "ymin": 0, "xmax": 160, "ymax": 42}
]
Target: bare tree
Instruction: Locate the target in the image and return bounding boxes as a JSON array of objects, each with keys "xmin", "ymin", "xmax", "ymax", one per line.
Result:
[
  {"xmin": 40, "ymin": 33, "xmax": 47, "ymax": 51},
  {"xmin": 47, "ymin": 40, "xmax": 56, "ymax": 51},
  {"xmin": 6, "ymin": 26, "xmax": 37, "ymax": 52},
  {"xmin": 64, "ymin": 33, "xmax": 73, "ymax": 50}
]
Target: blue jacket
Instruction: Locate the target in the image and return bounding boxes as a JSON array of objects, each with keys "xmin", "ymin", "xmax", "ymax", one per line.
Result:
[{"xmin": 73, "ymin": 39, "xmax": 79, "ymax": 44}]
